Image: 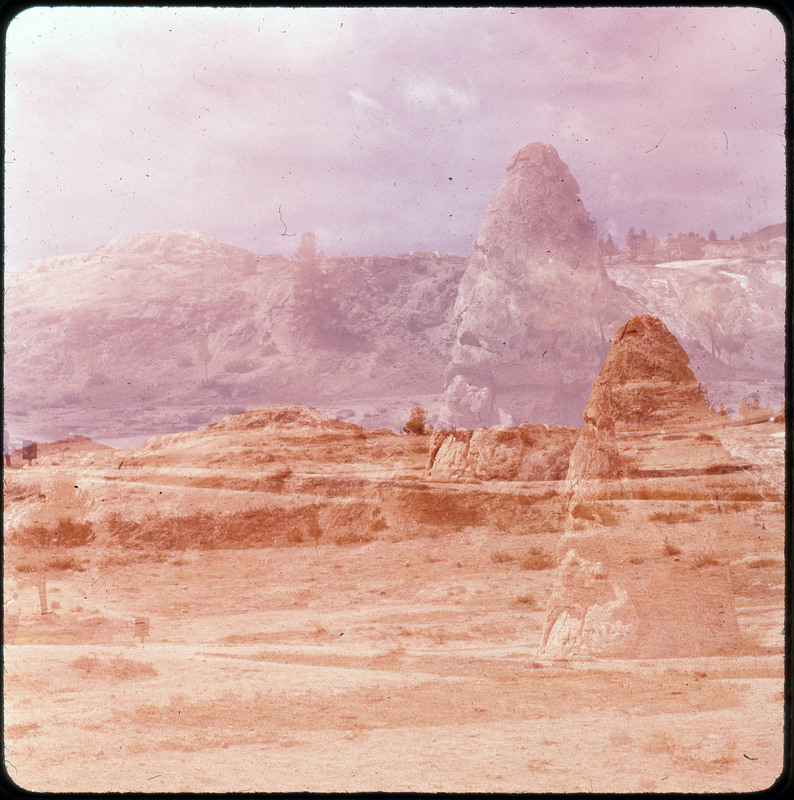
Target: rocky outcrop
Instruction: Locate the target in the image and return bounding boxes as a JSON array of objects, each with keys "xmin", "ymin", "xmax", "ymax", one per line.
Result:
[
  {"xmin": 539, "ymin": 536, "xmax": 639, "ymax": 658},
  {"xmin": 538, "ymin": 317, "xmax": 741, "ymax": 659},
  {"xmin": 539, "ymin": 391, "xmax": 635, "ymax": 657},
  {"xmin": 437, "ymin": 143, "xmax": 630, "ymax": 428},
  {"xmin": 565, "ymin": 382, "xmax": 623, "ymax": 500},
  {"xmin": 593, "ymin": 315, "xmax": 714, "ymax": 430},
  {"xmin": 427, "ymin": 424, "xmax": 578, "ymax": 482}
]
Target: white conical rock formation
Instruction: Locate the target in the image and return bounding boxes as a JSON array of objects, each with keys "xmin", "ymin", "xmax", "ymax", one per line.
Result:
[{"xmin": 438, "ymin": 143, "xmax": 628, "ymax": 428}]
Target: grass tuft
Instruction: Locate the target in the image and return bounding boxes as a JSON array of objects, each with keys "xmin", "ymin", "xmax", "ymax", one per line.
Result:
[
  {"xmin": 520, "ymin": 547, "xmax": 555, "ymax": 571},
  {"xmin": 692, "ymin": 549, "xmax": 720, "ymax": 568},
  {"xmin": 71, "ymin": 654, "xmax": 157, "ymax": 680},
  {"xmin": 661, "ymin": 536, "xmax": 681, "ymax": 557}
]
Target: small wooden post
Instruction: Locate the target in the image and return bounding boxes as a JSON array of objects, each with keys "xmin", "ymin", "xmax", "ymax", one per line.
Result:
[
  {"xmin": 36, "ymin": 575, "xmax": 48, "ymax": 614},
  {"xmin": 134, "ymin": 617, "xmax": 150, "ymax": 643}
]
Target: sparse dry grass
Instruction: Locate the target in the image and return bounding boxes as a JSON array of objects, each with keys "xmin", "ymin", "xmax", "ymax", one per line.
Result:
[
  {"xmin": 626, "ymin": 482, "xmax": 778, "ymax": 503},
  {"xmin": 649, "ymin": 509, "xmax": 700, "ymax": 524},
  {"xmin": 647, "ymin": 730, "xmax": 738, "ymax": 772},
  {"xmin": 662, "ymin": 536, "xmax": 681, "ymax": 557},
  {"xmin": 520, "ymin": 547, "xmax": 555, "ymax": 571},
  {"xmin": 369, "ymin": 505, "xmax": 388, "ymax": 532},
  {"xmin": 515, "ymin": 594, "xmax": 537, "ymax": 607},
  {"xmin": 71, "ymin": 654, "xmax": 157, "ymax": 680},
  {"xmin": 334, "ymin": 531, "xmax": 374, "ymax": 546},
  {"xmin": 692, "ymin": 549, "xmax": 720, "ymax": 568},
  {"xmin": 2, "ymin": 476, "xmax": 45, "ymax": 506},
  {"xmin": 726, "ymin": 488, "xmax": 767, "ymax": 502},
  {"xmin": 14, "ymin": 517, "xmax": 94, "ymax": 547},
  {"xmin": 44, "ymin": 554, "xmax": 87, "ymax": 572},
  {"xmin": 4, "ymin": 722, "xmax": 41, "ymax": 738},
  {"xmin": 105, "ymin": 504, "xmax": 338, "ymax": 550},
  {"xmin": 745, "ymin": 556, "xmax": 778, "ymax": 569}
]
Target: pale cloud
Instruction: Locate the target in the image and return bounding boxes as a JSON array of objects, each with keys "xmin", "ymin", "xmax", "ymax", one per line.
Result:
[
  {"xmin": 348, "ymin": 90, "xmax": 383, "ymax": 113},
  {"xmin": 403, "ymin": 77, "xmax": 478, "ymax": 113}
]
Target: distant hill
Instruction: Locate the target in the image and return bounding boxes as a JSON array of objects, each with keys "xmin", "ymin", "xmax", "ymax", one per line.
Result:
[
  {"xmin": 4, "ymin": 230, "xmax": 469, "ymax": 441},
  {"xmin": 3, "ymin": 224, "xmax": 785, "ymax": 444}
]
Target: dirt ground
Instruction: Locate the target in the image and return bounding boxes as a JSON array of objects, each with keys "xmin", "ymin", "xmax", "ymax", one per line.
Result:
[{"xmin": 2, "ymin": 413, "xmax": 786, "ymax": 792}]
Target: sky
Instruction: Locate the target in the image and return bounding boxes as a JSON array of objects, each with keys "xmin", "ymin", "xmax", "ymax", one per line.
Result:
[{"xmin": 3, "ymin": 6, "xmax": 787, "ymax": 270}]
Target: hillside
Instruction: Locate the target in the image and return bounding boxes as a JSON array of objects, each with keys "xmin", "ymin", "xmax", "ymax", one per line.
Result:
[{"xmin": 4, "ymin": 230, "xmax": 468, "ymax": 443}]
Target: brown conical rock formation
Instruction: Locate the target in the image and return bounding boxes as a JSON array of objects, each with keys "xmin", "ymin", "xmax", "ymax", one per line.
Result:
[
  {"xmin": 593, "ymin": 315, "xmax": 713, "ymax": 430},
  {"xmin": 538, "ymin": 316, "xmax": 741, "ymax": 660},
  {"xmin": 437, "ymin": 143, "xmax": 630, "ymax": 429}
]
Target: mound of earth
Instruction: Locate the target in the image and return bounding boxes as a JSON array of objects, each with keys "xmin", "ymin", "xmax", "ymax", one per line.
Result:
[{"xmin": 204, "ymin": 406, "xmax": 364, "ymax": 432}]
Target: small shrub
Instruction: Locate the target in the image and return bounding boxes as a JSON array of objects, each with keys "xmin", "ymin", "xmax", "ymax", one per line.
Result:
[
  {"xmin": 692, "ymin": 549, "xmax": 720, "ymax": 568},
  {"xmin": 520, "ymin": 547, "xmax": 555, "ymax": 571},
  {"xmin": 17, "ymin": 517, "xmax": 94, "ymax": 548},
  {"xmin": 662, "ymin": 536, "xmax": 681, "ymax": 556},
  {"xmin": 45, "ymin": 555, "xmax": 86, "ymax": 572},
  {"xmin": 696, "ymin": 432, "xmax": 716, "ymax": 442},
  {"xmin": 403, "ymin": 406, "xmax": 432, "ymax": 436},
  {"xmin": 490, "ymin": 550, "xmax": 514, "ymax": 564},
  {"xmin": 628, "ymin": 555, "xmax": 644, "ymax": 565},
  {"xmin": 516, "ymin": 595, "xmax": 537, "ymax": 607},
  {"xmin": 739, "ymin": 396, "xmax": 773, "ymax": 420},
  {"xmin": 746, "ymin": 556, "xmax": 777, "ymax": 569},
  {"xmin": 369, "ymin": 505, "xmax": 388, "ymax": 532},
  {"xmin": 569, "ymin": 503, "xmax": 596, "ymax": 521}
]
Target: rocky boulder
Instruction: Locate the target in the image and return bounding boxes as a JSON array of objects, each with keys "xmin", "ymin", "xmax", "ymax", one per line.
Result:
[
  {"xmin": 539, "ymin": 540, "xmax": 639, "ymax": 658},
  {"xmin": 427, "ymin": 424, "xmax": 578, "ymax": 482},
  {"xmin": 437, "ymin": 142, "xmax": 631, "ymax": 428}
]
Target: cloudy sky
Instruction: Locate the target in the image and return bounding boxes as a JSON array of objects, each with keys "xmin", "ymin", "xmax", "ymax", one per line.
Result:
[{"xmin": 4, "ymin": 6, "xmax": 786, "ymax": 270}]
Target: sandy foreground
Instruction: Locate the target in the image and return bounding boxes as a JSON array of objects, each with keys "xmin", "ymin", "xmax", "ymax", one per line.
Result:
[{"xmin": 2, "ymin": 417, "xmax": 787, "ymax": 792}]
